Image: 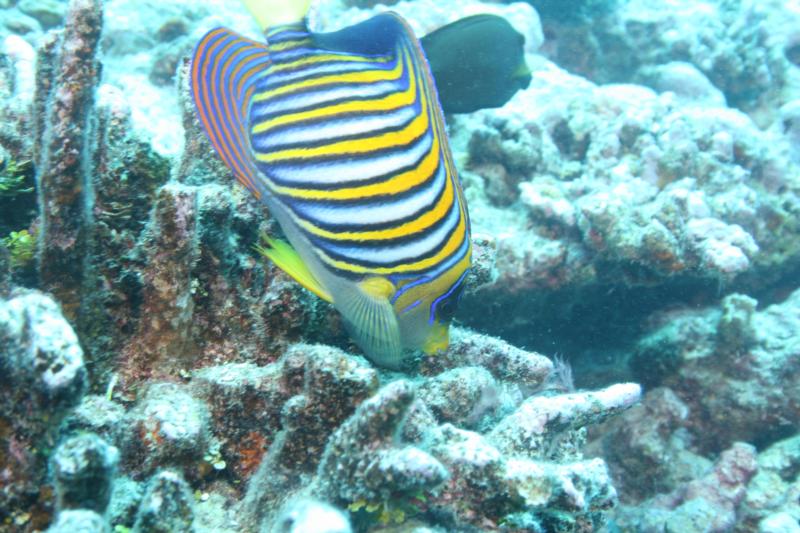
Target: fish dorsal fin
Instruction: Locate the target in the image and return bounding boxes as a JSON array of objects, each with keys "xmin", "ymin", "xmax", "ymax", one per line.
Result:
[
  {"xmin": 254, "ymin": 235, "xmax": 333, "ymax": 302},
  {"xmin": 240, "ymin": 0, "xmax": 311, "ymax": 31},
  {"xmin": 334, "ymin": 276, "xmax": 403, "ymax": 369},
  {"xmin": 190, "ymin": 28, "xmax": 270, "ymax": 200},
  {"xmin": 311, "ymin": 13, "xmax": 407, "ymax": 56}
]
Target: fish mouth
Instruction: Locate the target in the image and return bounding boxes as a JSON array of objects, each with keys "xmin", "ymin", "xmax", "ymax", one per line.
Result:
[
  {"xmin": 512, "ymin": 60, "xmax": 532, "ymax": 90},
  {"xmin": 515, "ymin": 72, "xmax": 532, "ymax": 90}
]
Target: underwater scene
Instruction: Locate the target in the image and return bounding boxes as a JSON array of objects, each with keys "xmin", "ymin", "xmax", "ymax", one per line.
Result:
[{"xmin": 0, "ymin": 0, "xmax": 799, "ymax": 531}]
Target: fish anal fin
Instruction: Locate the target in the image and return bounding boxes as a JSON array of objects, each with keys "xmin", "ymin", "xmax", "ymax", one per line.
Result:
[
  {"xmin": 422, "ymin": 322, "xmax": 450, "ymax": 355},
  {"xmin": 335, "ymin": 277, "xmax": 402, "ymax": 368},
  {"xmin": 255, "ymin": 235, "xmax": 333, "ymax": 302}
]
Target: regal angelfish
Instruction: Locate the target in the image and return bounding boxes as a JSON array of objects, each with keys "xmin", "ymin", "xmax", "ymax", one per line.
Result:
[{"xmin": 190, "ymin": 0, "xmax": 472, "ymax": 369}]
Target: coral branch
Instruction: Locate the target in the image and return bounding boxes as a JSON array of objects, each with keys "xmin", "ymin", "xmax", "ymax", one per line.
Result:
[{"xmin": 35, "ymin": 0, "xmax": 102, "ymax": 317}]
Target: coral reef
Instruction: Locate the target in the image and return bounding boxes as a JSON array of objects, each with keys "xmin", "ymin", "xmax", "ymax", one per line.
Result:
[
  {"xmin": 51, "ymin": 433, "xmax": 118, "ymax": 515},
  {"xmin": 629, "ymin": 290, "xmax": 800, "ymax": 453},
  {"xmin": 45, "ymin": 510, "xmax": 107, "ymax": 533},
  {"xmin": 0, "ymin": 244, "xmax": 10, "ymax": 296},
  {"xmin": 2, "ymin": 288, "xmax": 641, "ymax": 532},
  {"xmin": 740, "ymin": 434, "xmax": 800, "ymax": 532},
  {"xmin": 34, "ymin": 0, "xmax": 102, "ymax": 319},
  {"xmin": 588, "ymin": 288, "xmax": 800, "ymax": 530},
  {"xmin": 119, "ymin": 383, "xmax": 212, "ymax": 480},
  {"xmin": 463, "ymin": 75, "xmax": 799, "ymax": 288},
  {"xmin": 2, "ymin": 0, "xmax": 333, "ymax": 526},
  {"xmin": 0, "ymin": 289, "xmax": 87, "ymax": 529},
  {"xmin": 455, "ymin": 52, "xmax": 800, "ymax": 384},
  {"xmin": 613, "ymin": 442, "xmax": 759, "ymax": 532},
  {"xmin": 0, "ymin": 33, "xmax": 39, "ymax": 288},
  {"xmin": 240, "ymin": 344, "xmax": 380, "ymax": 528},
  {"xmin": 13, "ymin": 0, "xmax": 338, "ymax": 393},
  {"xmin": 0, "ymin": 0, "xmax": 798, "ymax": 531},
  {"xmin": 307, "ymin": 353, "xmax": 639, "ymax": 532},
  {"xmin": 132, "ymin": 470, "xmax": 195, "ymax": 533},
  {"xmin": 536, "ymin": 0, "xmax": 793, "ymax": 119},
  {"xmin": 226, "ymin": 333, "xmax": 620, "ymax": 531}
]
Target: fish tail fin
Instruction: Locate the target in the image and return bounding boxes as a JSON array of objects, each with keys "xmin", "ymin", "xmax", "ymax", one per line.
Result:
[
  {"xmin": 190, "ymin": 28, "xmax": 270, "ymax": 199},
  {"xmin": 240, "ymin": 0, "xmax": 312, "ymax": 31}
]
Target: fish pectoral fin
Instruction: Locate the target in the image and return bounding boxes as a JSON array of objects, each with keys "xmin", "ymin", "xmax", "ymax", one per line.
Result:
[
  {"xmin": 254, "ymin": 234, "xmax": 333, "ymax": 302},
  {"xmin": 337, "ymin": 277, "xmax": 403, "ymax": 368}
]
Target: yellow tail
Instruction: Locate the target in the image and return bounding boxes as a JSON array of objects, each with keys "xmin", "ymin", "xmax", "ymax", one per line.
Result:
[{"xmin": 240, "ymin": 0, "xmax": 312, "ymax": 31}]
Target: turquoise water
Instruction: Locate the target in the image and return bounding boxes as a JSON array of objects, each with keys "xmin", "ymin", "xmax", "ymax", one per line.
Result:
[{"xmin": 0, "ymin": 1, "xmax": 798, "ymax": 532}]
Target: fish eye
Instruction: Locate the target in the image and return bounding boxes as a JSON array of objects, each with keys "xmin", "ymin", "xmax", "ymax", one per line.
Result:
[
  {"xmin": 434, "ymin": 279, "xmax": 465, "ymax": 322},
  {"xmin": 437, "ymin": 298, "xmax": 457, "ymax": 321}
]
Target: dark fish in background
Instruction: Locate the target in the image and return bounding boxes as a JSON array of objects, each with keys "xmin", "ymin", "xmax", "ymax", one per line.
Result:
[
  {"xmin": 421, "ymin": 14, "xmax": 532, "ymax": 114},
  {"xmin": 190, "ymin": 0, "xmax": 472, "ymax": 369}
]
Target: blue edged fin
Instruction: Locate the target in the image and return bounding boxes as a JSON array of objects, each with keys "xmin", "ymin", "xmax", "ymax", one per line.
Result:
[
  {"xmin": 254, "ymin": 234, "xmax": 333, "ymax": 302},
  {"xmin": 190, "ymin": 28, "xmax": 270, "ymax": 200}
]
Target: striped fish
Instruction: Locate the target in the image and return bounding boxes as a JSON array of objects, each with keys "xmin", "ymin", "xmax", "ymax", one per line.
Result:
[{"xmin": 190, "ymin": 0, "xmax": 471, "ymax": 369}]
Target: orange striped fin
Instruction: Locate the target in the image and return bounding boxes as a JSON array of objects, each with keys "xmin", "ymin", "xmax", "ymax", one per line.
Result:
[{"xmin": 190, "ymin": 28, "xmax": 270, "ymax": 199}]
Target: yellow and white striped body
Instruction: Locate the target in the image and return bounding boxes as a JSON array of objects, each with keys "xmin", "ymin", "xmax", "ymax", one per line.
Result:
[{"xmin": 191, "ymin": 12, "xmax": 471, "ymax": 367}]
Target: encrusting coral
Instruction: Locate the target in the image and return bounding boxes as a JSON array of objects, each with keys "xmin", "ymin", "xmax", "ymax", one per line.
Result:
[
  {"xmin": 0, "ymin": 289, "xmax": 88, "ymax": 529},
  {"xmin": 34, "ymin": 0, "xmax": 102, "ymax": 320},
  {"xmin": 0, "ymin": 296, "xmax": 639, "ymax": 531}
]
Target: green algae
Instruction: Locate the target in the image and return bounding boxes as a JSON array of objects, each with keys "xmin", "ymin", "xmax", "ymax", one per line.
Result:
[
  {"xmin": 2, "ymin": 229, "xmax": 35, "ymax": 269},
  {"xmin": 0, "ymin": 158, "xmax": 33, "ymax": 198}
]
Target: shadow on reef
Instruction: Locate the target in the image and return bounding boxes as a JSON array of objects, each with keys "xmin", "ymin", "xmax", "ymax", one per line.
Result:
[
  {"xmin": 462, "ymin": 256, "xmax": 800, "ymax": 391},
  {"xmin": 462, "ymin": 274, "xmax": 716, "ymax": 388}
]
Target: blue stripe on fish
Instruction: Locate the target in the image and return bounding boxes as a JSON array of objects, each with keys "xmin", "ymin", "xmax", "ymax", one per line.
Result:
[{"xmin": 190, "ymin": 28, "xmax": 271, "ymax": 199}]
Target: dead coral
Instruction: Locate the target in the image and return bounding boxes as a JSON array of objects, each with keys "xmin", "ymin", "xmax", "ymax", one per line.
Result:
[
  {"xmin": 34, "ymin": 0, "xmax": 102, "ymax": 318},
  {"xmin": 241, "ymin": 344, "xmax": 379, "ymax": 529},
  {"xmin": 0, "ymin": 289, "xmax": 88, "ymax": 528}
]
